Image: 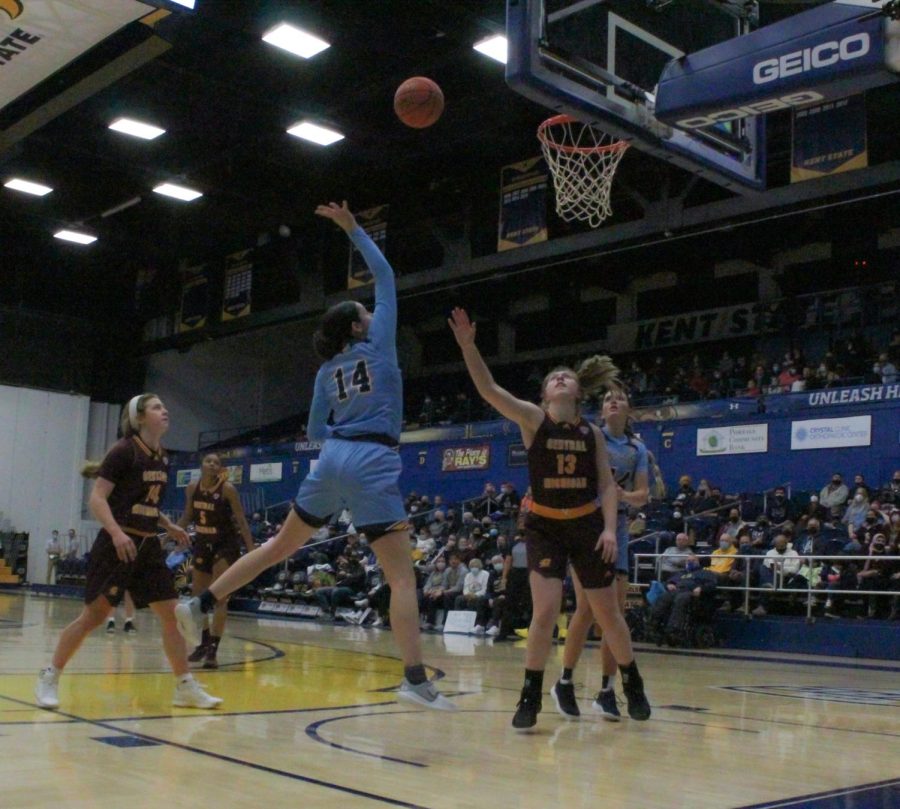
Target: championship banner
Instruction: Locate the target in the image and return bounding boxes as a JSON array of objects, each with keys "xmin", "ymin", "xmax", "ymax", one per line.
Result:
[
  {"xmin": 498, "ymin": 157, "xmax": 548, "ymax": 252},
  {"xmin": 0, "ymin": 0, "xmax": 150, "ymax": 113},
  {"xmin": 348, "ymin": 205, "xmax": 388, "ymax": 289},
  {"xmin": 442, "ymin": 445, "xmax": 491, "ymax": 472},
  {"xmin": 178, "ymin": 263, "xmax": 208, "ymax": 333},
  {"xmin": 791, "ymin": 95, "xmax": 867, "ymax": 183},
  {"xmin": 222, "ymin": 249, "xmax": 252, "ymax": 321}
]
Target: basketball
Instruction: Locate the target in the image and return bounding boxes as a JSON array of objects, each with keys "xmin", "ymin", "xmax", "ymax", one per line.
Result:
[{"xmin": 393, "ymin": 76, "xmax": 444, "ymax": 129}]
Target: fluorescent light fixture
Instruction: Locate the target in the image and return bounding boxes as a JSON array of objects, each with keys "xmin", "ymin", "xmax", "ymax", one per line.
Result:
[
  {"xmin": 54, "ymin": 229, "xmax": 97, "ymax": 245},
  {"xmin": 5, "ymin": 178, "xmax": 53, "ymax": 196},
  {"xmin": 169, "ymin": 0, "xmax": 196, "ymax": 9},
  {"xmin": 286, "ymin": 121, "xmax": 344, "ymax": 146},
  {"xmin": 262, "ymin": 23, "xmax": 330, "ymax": 59},
  {"xmin": 473, "ymin": 34, "xmax": 507, "ymax": 64},
  {"xmin": 109, "ymin": 117, "xmax": 166, "ymax": 140},
  {"xmin": 153, "ymin": 182, "xmax": 203, "ymax": 201}
]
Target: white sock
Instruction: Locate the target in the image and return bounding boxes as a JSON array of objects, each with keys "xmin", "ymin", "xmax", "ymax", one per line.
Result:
[
  {"xmin": 47, "ymin": 665, "xmax": 61, "ymax": 677},
  {"xmin": 603, "ymin": 673, "xmax": 617, "ymax": 691},
  {"xmin": 178, "ymin": 673, "xmax": 194, "ymax": 685}
]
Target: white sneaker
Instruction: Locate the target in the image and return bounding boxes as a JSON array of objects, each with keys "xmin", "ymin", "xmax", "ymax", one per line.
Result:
[
  {"xmin": 354, "ymin": 598, "xmax": 370, "ymax": 609},
  {"xmin": 173, "ymin": 678, "xmax": 223, "ymax": 709},
  {"xmin": 485, "ymin": 625, "xmax": 500, "ymax": 637},
  {"xmin": 397, "ymin": 678, "xmax": 457, "ymax": 711},
  {"xmin": 35, "ymin": 668, "xmax": 60, "ymax": 709},
  {"xmin": 371, "ymin": 615, "xmax": 384, "ymax": 627},
  {"xmin": 473, "ymin": 625, "xmax": 485, "ymax": 636},
  {"xmin": 175, "ymin": 597, "xmax": 205, "ymax": 649}
]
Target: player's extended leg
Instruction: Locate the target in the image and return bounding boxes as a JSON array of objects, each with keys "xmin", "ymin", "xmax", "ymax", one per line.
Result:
[
  {"xmin": 176, "ymin": 509, "xmax": 316, "ymax": 647},
  {"xmin": 372, "ymin": 529, "xmax": 456, "ymax": 712},
  {"xmin": 35, "ymin": 596, "xmax": 112, "ymax": 709},
  {"xmin": 513, "ymin": 573, "xmax": 563, "ymax": 730}
]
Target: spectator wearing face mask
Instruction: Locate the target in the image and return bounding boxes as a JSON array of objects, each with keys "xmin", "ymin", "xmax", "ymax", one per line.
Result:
[
  {"xmin": 879, "ymin": 471, "xmax": 900, "ymax": 506},
  {"xmin": 855, "ymin": 533, "xmax": 899, "ymax": 618},
  {"xmin": 484, "ymin": 555, "xmax": 508, "ymax": 636},
  {"xmin": 709, "ymin": 534, "xmax": 738, "ymax": 584},
  {"xmin": 842, "ymin": 489, "xmax": 870, "ymax": 532},
  {"xmin": 765, "ymin": 487, "xmax": 793, "ymax": 525},
  {"xmin": 888, "ymin": 510, "xmax": 900, "ymax": 544},
  {"xmin": 754, "ymin": 534, "xmax": 802, "ymax": 616},
  {"xmin": 659, "ymin": 533, "xmax": 692, "ymax": 581},
  {"xmin": 421, "ymin": 557, "xmax": 449, "ymax": 629},
  {"xmin": 716, "ymin": 509, "xmax": 746, "ymax": 543},
  {"xmin": 729, "ymin": 529, "xmax": 763, "ymax": 613},
  {"xmin": 647, "ymin": 555, "xmax": 717, "ymax": 645},
  {"xmin": 852, "ymin": 474, "xmax": 872, "ymax": 500},
  {"xmin": 820, "ymin": 474, "xmax": 849, "ymax": 510},
  {"xmin": 803, "ymin": 495, "xmax": 827, "ymax": 523},
  {"xmin": 456, "ymin": 557, "xmax": 491, "ymax": 632},
  {"xmin": 796, "ymin": 519, "xmax": 827, "ymax": 556},
  {"xmin": 442, "ymin": 552, "xmax": 468, "ymax": 613}
]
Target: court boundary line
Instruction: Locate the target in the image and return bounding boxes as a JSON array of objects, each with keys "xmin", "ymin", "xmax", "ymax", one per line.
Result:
[
  {"xmin": 735, "ymin": 776, "xmax": 900, "ymax": 808},
  {"xmin": 0, "ymin": 691, "xmax": 432, "ymax": 809}
]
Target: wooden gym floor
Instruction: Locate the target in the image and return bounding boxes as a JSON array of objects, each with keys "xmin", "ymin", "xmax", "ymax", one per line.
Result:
[{"xmin": 0, "ymin": 592, "xmax": 897, "ymax": 809}]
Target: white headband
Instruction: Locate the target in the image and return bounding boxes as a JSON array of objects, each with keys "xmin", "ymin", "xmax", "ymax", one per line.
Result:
[{"xmin": 127, "ymin": 395, "xmax": 141, "ymax": 430}]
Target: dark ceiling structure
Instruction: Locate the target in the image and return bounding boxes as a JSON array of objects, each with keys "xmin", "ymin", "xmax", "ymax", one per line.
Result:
[{"xmin": 0, "ymin": 0, "xmax": 897, "ymax": 332}]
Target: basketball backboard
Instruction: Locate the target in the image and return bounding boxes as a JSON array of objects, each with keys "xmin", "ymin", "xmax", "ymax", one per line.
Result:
[{"xmin": 506, "ymin": 0, "xmax": 766, "ymax": 191}]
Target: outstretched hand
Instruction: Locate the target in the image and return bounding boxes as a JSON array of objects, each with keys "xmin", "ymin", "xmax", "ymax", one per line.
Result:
[
  {"xmin": 315, "ymin": 200, "xmax": 357, "ymax": 233},
  {"xmin": 448, "ymin": 307, "xmax": 477, "ymax": 348}
]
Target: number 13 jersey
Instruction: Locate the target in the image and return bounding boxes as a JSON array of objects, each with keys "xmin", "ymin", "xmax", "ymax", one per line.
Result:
[{"xmin": 527, "ymin": 414, "xmax": 598, "ymax": 511}]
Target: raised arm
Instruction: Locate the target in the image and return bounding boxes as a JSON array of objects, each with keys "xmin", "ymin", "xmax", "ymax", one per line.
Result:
[
  {"xmin": 306, "ymin": 370, "xmax": 330, "ymax": 442},
  {"xmin": 315, "ymin": 201, "xmax": 396, "ymax": 358},
  {"xmin": 448, "ymin": 307, "xmax": 543, "ymax": 439}
]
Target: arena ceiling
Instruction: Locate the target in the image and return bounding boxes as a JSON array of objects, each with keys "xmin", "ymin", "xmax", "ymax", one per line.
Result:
[{"xmin": 0, "ymin": 0, "xmax": 897, "ymax": 324}]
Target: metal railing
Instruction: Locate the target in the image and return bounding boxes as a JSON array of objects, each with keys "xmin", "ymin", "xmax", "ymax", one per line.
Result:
[{"xmin": 632, "ymin": 552, "xmax": 900, "ymax": 622}]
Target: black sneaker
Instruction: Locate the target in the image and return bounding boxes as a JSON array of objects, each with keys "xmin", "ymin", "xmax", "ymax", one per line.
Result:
[
  {"xmin": 512, "ymin": 690, "xmax": 542, "ymax": 731},
  {"xmin": 202, "ymin": 652, "xmax": 219, "ymax": 670},
  {"xmin": 621, "ymin": 669, "xmax": 651, "ymax": 721},
  {"xmin": 592, "ymin": 688, "xmax": 621, "ymax": 722},
  {"xmin": 187, "ymin": 643, "xmax": 207, "ymax": 663},
  {"xmin": 123, "ymin": 621, "xmax": 137, "ymax": 634},
  {"xmin": 550, "ymin": 680, "xmax": 580, "ymax": 720}
]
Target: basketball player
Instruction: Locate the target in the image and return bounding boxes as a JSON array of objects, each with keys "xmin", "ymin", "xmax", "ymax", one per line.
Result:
[
  {"xmin": 179, "ymin": 453, "xmax": 254, "ymax": 668},
  {"xmin": 176, "ymin": 202, "xmax": 455, "ymax": 711},
  {"xmin": 448, "ymin": 308, "xmax": 650, "ymax": 729},
  {"xmin": 34, "ymin": 394, "xmax": 222, "ymax": 710},
  {"xmin": 552, "ymin": 386, "xmax": 649, "ymax": 721}
]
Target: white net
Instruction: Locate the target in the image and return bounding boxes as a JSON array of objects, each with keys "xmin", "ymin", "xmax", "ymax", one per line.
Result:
[{"xmin": 538, "ymin": 115, "xmax": 629, "ymax": 228}]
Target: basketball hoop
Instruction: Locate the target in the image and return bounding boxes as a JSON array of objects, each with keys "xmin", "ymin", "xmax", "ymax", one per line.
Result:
[{"xmin": 537, "ymin": 115, "xmax": 629, "ymax": 228}]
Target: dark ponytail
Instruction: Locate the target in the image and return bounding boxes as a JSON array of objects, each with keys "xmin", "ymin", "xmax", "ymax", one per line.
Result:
[{"xmin": 313, "ymin": 301, "xmax": 361, "ymax": 360}]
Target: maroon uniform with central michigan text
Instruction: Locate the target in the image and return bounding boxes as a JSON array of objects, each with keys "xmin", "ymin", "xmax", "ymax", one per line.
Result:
[
  {"xmin": 523, "ymin": 414, "xmax": 614, "ymax": 589},
  {"xmin": 191, "ymin": 476, "xmax": 242, "ymax": 573},
  {"xmin": 84, "ymin": 436, "xmax": 178, "ymax": 608}
]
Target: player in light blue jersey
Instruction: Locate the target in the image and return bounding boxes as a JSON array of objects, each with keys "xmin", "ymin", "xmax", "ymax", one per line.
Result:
[
  {"xmin": 176, "ymin": 202, "xmax": 454, "ymax": 711},
  {"xmin": 551, "ymin": 385, "xmax": 651, "ymax": 722}
]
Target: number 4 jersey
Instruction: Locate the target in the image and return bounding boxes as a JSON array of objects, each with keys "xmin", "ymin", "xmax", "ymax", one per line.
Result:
[
  {"xmin": 527, "ymin": 414, "xmax": 599, "ymax": 511},
  {"xmin": 97, "ymin": 435, "xmax": 169, "ymax": 536}
]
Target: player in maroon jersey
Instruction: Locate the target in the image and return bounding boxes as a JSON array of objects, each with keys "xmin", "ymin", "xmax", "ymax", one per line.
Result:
[
  {"xmin": 449, "ymin": 308, "xmax": 650, "ymax": 730},
  {"xmin": 179, "ymin": 453, "xmax": 254, "ymax": 668},
  {"xmin": 35, "ymin": 394, "xmax": 222, "ymax": 710}
]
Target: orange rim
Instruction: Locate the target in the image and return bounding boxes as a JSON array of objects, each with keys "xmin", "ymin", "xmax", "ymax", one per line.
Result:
[{"xmin": 537, "ymin": 114, "xmax": 629, "ymax": 155}]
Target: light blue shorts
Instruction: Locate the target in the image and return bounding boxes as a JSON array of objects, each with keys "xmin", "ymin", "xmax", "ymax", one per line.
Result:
[{"xmin": 294, "ymin": 439, "xmax": 407, "ymax": 535}]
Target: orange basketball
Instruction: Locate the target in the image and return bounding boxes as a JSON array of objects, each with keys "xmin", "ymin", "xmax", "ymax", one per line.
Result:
[{"xmin": 393, "ymin": 76, "xmax": 444, "ymax": 129}]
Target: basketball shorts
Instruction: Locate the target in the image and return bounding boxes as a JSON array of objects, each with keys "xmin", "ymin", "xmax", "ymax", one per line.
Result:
[
  {"xmin": 192, "ymin": 534, "xmax": 242, "ymax": 574},
  {"xmin": 85, "ymin": 529, "xmax": 177, "ymax": 609},
  {"xmin": 523, "ymin": 511, "xmax": 616, "ymax": 589},
  {"xmin": 294, "ymin": 439, "xmax": 408, "ymax": 538}
]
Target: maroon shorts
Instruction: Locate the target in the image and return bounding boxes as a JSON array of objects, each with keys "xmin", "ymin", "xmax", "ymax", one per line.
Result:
[
  {"xmin": 191, "ymin": 535, "xmax": 242, "ymax": 574},
  {"xmin": 523, "ymin": 511, "xmax": 615, "ymax": 589},
  {"xmin": 84, "ymin": 530, "xmax": 177, "ymax": 609}
]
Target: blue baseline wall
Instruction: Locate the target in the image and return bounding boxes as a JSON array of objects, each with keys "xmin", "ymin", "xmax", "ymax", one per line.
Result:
[{"xmin": 163, "ymin": 384, "xmax": 900, "ymax": 513}]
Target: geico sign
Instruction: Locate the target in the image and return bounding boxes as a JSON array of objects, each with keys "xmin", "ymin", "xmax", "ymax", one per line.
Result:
[
  {"xmin": 676, "ymin": 91, "xmax": 824, "ymax": 129},
  {"xmin": 753, "ymin": 33, "xmax": 870, "ymax": 85}
]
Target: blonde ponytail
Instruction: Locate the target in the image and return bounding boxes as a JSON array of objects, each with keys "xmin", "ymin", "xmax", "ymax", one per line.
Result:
[
  {"xmin": 81, "ymin": 461, "xmax": 102, "ymax": 479},
  {"xmin": 575, "ymin": 354, "xmax": 621, "ymax": 398}
]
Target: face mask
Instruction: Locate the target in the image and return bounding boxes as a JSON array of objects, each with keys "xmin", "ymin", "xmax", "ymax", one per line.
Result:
[
  {"xmin": 873, "ymin": 544, "xmax": 885, "ymax": 553},
  {"xmin": 493, "ymin": 563, "xmax": 504, "ymax": 572},
  {"xmin": 775, "ymin": 494, "xmax": 784, "ymax": 501},
  {"xmin": 832, "ymin": 479, "xmax": 840, "ymax": 485},
  {"xmin": 854, "ymin": 495, "xmax": 864, "ymax": 503},
  {"xmin": 470, "ymin": 565, "xmax": 482, "ymax": 573},
  {"xmin": 673, "ymin": 511, "xmax": 682, "ymax": 520},
  {"xmin": 685, "ymin": 561, "xmax": 700, "ymax": 572},
  {"xmin": 719, "ymin": 541, "xmax": 731, "ymax": 550},
  {"xmin": 776, "ymin": 547, "xmax": 786, "ymax": 554},
  {"xmin": 730, "ymin": 516, "xmax": 739, "ymax": 523},
  {"xmin": 808, "ymin": 527, "xmax": 819, "ymax": 535}
]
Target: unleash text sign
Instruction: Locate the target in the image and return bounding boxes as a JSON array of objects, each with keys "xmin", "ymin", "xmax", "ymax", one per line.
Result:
[
  {"xmin": 697, "ymin": 424, "xmax": 768, "ymax": 456},
  {"xmin": 791, "ymin": 415, "xmax": 871, "ymax": 450}
]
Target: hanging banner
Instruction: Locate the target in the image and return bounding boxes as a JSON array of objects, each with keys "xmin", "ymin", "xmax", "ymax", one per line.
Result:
[
  {"xmin": 178, "ymin": 263, "xmax": 208, "ymax": 333},
  {"xmin": 0, "ymin": 0, "xmax": 151, "ymax": 113},
  {"xmin": 348, "ymin": 205, "xmax": 388, "ymax": 289},
  {"xmin": 222, "ymin": 249, "xmax": 252, "ymax": 321},
  {"xmin": 791, "ymin": 95, "xmax": 867, "ymax": 183},
  {"xmin": 498, "ymin": 157, "xmax": 548, "ymax": 252}
]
